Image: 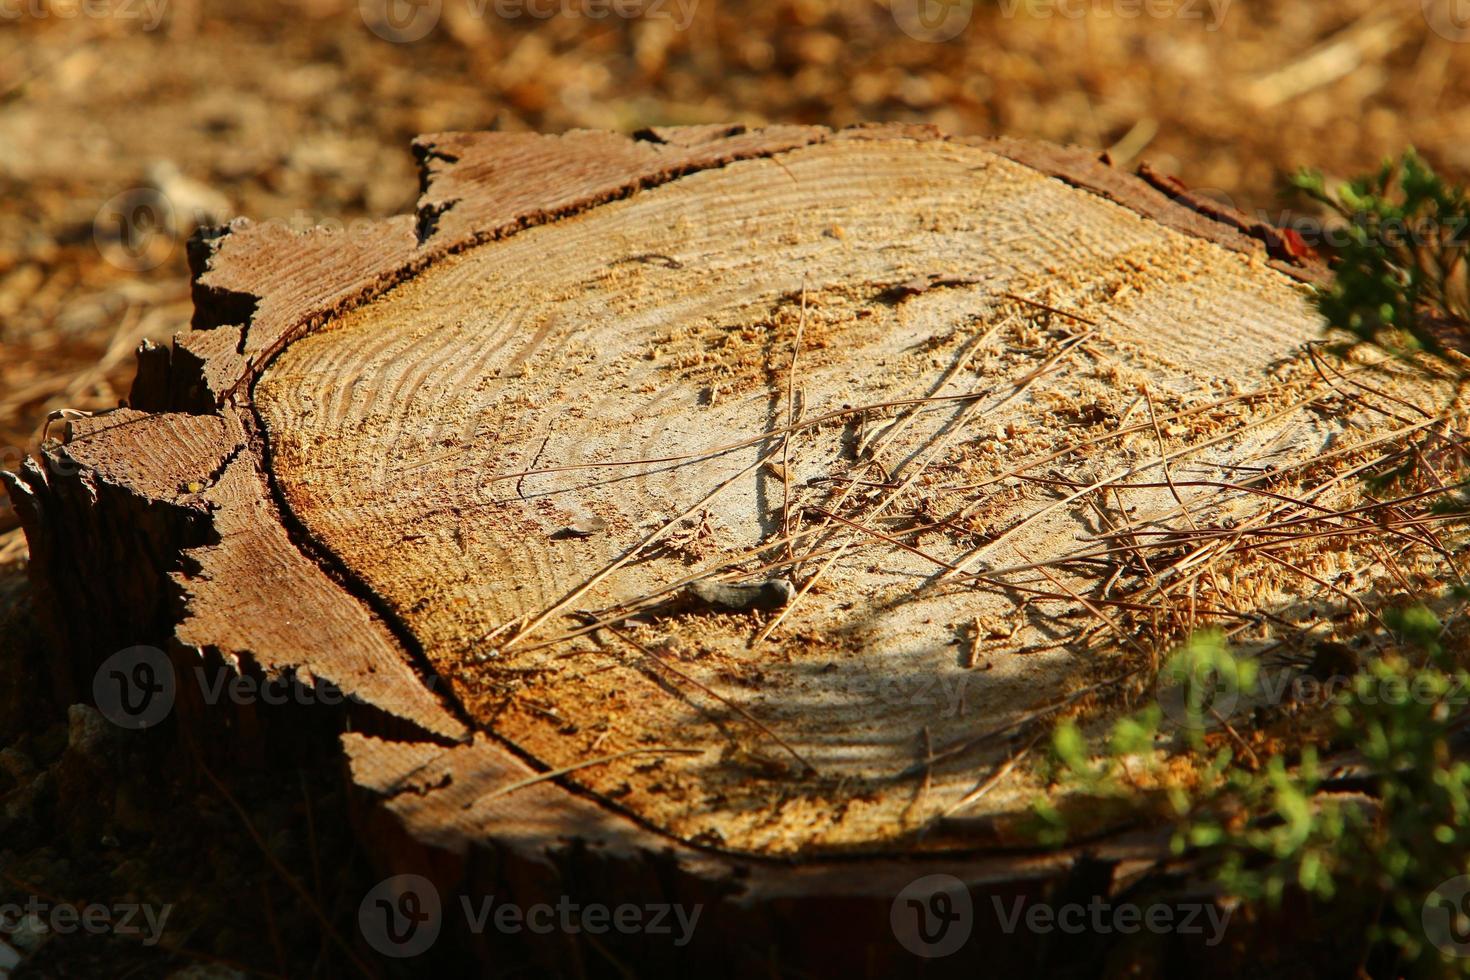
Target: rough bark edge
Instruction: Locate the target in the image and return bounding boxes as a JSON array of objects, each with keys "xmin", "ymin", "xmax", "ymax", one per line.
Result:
[
  {"xmin": 5, "ymin": 124, "xmax": 1339, "ymax": 932},
  {"xmin": 132, "ymin": 122, "xmax": 1325, "ymax": 414},
  {"xmin": 411, "ymin": 123, "xmax": 829, "ymax": 248},
  {"xmin": 0, "ymin": 417, "xmax": 219, "ymax": 697},
  {"xmin": 175, "ymin": 437, "xmax": 467, "ymax": 742},
  {"xmin": 133, "ymin": 124, "xmax": 832, "ymax": 411},
  {"xmin": 342, "ymin": 732, "xmax": 1231, "ymax": 975},
  {"xmin": 1133, "ymin": 161, "xmax": 1325, "ymax": 270},
  {"xmin": 978, "ymin": 137, "xmax": 1328, "ymax": 285},
  {"xmin": 2, "ymin": 408, "xmax": 465, "ymax": 741}
]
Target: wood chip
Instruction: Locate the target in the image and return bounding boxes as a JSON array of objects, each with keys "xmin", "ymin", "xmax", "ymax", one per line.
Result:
[
  {"xmin": 687, "ymin": 578, "xmax": 796, "ymax": 612},
  {"xmin": 551, "ymin": 516, "xmax": 608, "ymax": 540}
]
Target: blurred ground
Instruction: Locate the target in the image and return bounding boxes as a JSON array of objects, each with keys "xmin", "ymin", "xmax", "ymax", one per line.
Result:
[
  {"xmin": 4, "ymin": 0, "xmax": 1470, "ymax": 480},
  {"xmin": 2, "ymin": 0, "xmax": 1470, "ymax": 974}
]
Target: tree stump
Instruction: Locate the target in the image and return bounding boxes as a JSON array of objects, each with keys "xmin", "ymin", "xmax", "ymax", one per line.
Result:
[{"xmin": 11, "ymin": 124, "xmax": 1442, "ymax": 974}]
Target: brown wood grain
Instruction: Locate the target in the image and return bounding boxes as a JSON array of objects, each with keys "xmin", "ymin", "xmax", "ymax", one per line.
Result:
[{"xmin": 6, "ymin": 125, "xmax": 1417, "ymax": 961}]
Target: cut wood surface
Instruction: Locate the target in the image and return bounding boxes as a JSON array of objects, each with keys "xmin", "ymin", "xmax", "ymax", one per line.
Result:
[
  {"xmin": 7, "ymin": 124, "xmax": 1460, "ymax": 952},
  {"xmin": 256, "ymin": 133, "xmax": 1346, "ymax": 855}
]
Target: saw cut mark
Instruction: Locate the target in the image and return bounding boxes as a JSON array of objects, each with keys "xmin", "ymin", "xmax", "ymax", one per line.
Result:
[{"xmin": 254, "ymin": 136, "xmax": 1443, "ymax": 857}]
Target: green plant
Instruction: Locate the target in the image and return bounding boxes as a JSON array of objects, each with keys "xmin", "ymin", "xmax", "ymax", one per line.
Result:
[
  {"xmin": 1030, "ymin": 153, "xmax": 1470, "ymax": 975},
  {"xmin": 1294, "ymin": 150, "xmax": 1470, "ymax": 360},
  {"xmin": 1039, "ymin": 612, "xmax": 1470, "ymax": 975},
  {"xmin": 1196, "ymin": 617, "xmax": 1470, "ymax": 974}
]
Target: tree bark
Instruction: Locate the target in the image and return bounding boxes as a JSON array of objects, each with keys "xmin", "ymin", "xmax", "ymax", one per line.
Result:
[{"xmin": 12, "ymin": 123, "xmax": 1406, "ymax": 975}]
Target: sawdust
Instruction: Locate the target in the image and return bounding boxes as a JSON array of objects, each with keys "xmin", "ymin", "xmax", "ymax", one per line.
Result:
[{"xmin": 249, "ymin": 136, "xmax": 1462, "ymax": 856}]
